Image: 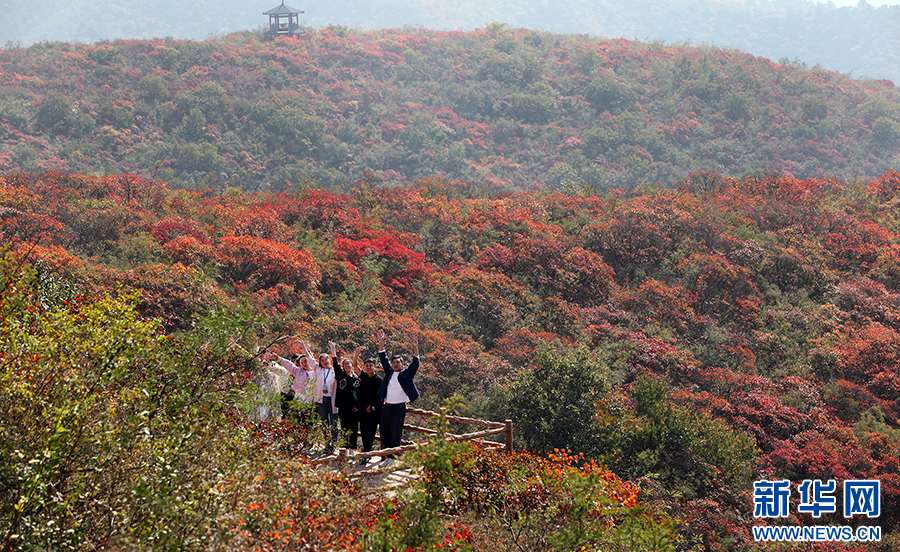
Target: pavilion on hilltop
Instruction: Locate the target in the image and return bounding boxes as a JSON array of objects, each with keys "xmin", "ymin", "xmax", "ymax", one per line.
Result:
[{"xmin": 263, "ymin": 2, "xmax": 304, "ymax": 38}]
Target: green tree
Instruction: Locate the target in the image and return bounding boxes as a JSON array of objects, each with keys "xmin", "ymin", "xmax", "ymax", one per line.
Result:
[
  {"xmin": 0, "ymin": 251, "xmax": 279, "ymax": 549},
  {"xmin": 504, "ymin": 347, "xmax": 609, "ymax": 455},
  {"xmin": 34, "ymin": 94, "xmax": 93, "ymax": 136},
  {"xmin": 177, "ymin": 107, "xmax": 207, "ymax": 140},
  {"xmin": 175, "ymin": 141, "xmax": 225, "ymax": 173},
  {"xmin": 138, "ymin": 74, "xmax": 168, "ymax": 104},
  {"xmin": 872, "ymin": 116, "xmax": 900, "ymax": 146},
  {"xmin": 600, "ymin": 375, "xmax": 759, "ymax": 499}
]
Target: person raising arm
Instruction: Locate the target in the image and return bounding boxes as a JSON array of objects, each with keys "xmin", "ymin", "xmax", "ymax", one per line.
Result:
[
  {"xmin": 264, "ymin": 349, "xmax": 315, "ymax": 426},
  {"xmin": 357, "ymin": 351, "xmax": 382, "ymax": 458},
  {"xmin": 301, "ymin": 340, "xmax": 338, "ymax": 450},
  {"xmin": 376, "ymin": 329, "xmax": 419, "ymax": 456},
  {"xmin": 331, "ymin": 341, "xmax": 362, "ymax": 450}
]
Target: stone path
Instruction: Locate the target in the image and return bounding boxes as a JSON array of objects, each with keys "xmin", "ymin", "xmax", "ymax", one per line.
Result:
[{"xmin": 304, "ymin": 451, "xmax": 420, "ymax": 489}]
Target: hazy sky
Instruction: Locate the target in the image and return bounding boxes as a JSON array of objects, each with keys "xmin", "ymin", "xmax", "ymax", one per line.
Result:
[{"xmin": 826, "ymin": 0, "xmax": 900, "ymax": 5}]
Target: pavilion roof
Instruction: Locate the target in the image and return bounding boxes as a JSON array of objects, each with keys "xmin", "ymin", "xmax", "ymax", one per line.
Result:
[{"xmin": 264, "ymin": 2, "xmax": 303, "ymax": 15}]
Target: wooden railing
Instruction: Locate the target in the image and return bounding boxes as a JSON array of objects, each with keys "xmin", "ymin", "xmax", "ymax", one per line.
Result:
[
  {"xmin": 309, "ymin": 408, "xmax": 513, "ymax": 469},
  {"xmin": 404, "ymin": 407, "xmax": 513, "ymax": 452}
]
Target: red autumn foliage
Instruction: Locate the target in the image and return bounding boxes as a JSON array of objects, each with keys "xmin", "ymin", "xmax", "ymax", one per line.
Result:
[
  {"xmin": 5, "ymin": 169, "xmax": 900, "ymax": 543},
  {"xmin": 477, "ymin": 238, "xmax": 616, "ymax": 305},
  {"xmin": 678, "ymin": 253, "xmax": 761, "ymax": 325},
  {"xmin": 334, "ymin": 230, "xmax": 430, "ymax": 299},
  {"xmin": 867, "ymin": 170, "xmax": 900, "ymax": 202},
  {"xmin": 151, "ymin": 216, "xmax": 210, "ymax": 244},
  {"xmin": 216, "ymin": 235, "xmax": 320, "ymax": 293},
  {"xmin": 115, "ymin": 262, "xmax": 226, "ymax": 330}
]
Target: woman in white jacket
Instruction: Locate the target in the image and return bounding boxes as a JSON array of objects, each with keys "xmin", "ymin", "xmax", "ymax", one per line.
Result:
[{"xmin": 300, "ymin": 340, "xmax": 338, "ymax": 449}]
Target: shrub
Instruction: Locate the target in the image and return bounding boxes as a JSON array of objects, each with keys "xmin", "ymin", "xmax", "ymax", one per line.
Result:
[
  {"xmin": 0, "ymin": 251, "xmax": 277, "ymax": 549},
  {"xmin": 504, "ymin": 347, "xmax": 609, "ymax": 455},
  {"xmin": 448, "ymin": 446, "xmax": 676, "ymax": 551}
]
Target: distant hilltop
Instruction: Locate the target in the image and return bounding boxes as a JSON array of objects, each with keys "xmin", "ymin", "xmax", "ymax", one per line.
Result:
[
  {"xmin": 1, "ymin": 0, "xmax": 900, "ymax": 81},
  {"xmin": 1, "ymin": 28, "xmax": 899, "ymax": 191}
]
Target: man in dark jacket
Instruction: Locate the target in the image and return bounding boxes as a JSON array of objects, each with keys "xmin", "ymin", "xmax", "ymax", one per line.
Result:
[
  {"xmin": 357, "ymin": 356, "xmax": 382, "ymax": 457},
  {"xmin": 376, "ymin": 329, "xmax": 419, "ymax": 456}
]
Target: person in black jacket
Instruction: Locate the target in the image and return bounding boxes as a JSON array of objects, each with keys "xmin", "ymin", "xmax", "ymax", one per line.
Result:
[
  {"xmin": 330, "ymin": 341, "xmax": 361, "ymax": 450},
  {"xmin": 376, "ymin": 329, "xmax": 419, "ymax": 457},
  {"xmin": 357, "ymin": 356, "xmax": 382, "ymax": 459}
]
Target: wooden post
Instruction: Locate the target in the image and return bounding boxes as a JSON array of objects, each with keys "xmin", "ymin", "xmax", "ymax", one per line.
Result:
[{"xmin": 504, "ymin": 419, "xmax": 513, "ymax": 453}]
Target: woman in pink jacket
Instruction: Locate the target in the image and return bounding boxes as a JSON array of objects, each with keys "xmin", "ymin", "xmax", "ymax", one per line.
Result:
[{"xmin": 300, "ymin": 340, "xmax": 338, "ymax": 450}]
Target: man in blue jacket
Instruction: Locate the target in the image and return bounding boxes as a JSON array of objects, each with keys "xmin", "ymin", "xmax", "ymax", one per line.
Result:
[{"xmin": 376, "ymin": 328, "xmax": 419, "ymax": 457}]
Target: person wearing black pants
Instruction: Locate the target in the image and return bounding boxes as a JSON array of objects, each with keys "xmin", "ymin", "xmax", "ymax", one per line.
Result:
[
  {"xmin": 376, "ymin": 329, "xmax": 419, "ymax": 458},
  {"xmin": 358, "ymin": 356, "xmax": 383, "ymax": 457},
  {"xmin": 330, "ymin": 341, "xmax": 362, "ymax": 450}
]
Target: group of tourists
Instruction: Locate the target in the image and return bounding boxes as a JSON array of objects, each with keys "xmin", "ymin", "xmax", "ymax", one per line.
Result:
[{"xmin": 256, "ymin": 329, "xmax": 419, "ymax": 459}]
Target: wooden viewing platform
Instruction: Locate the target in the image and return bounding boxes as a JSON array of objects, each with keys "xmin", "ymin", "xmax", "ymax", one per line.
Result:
[{"xmin": 305, "ymin": 407, "xmax": 513, "ymax": 481}]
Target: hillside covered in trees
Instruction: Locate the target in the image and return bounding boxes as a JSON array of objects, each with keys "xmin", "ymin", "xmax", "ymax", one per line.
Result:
[
  {"xmin": 3, "ymin": 0, "xmax": 900, "ymax": 82},
  {"xmin": 1, "ymin": 28, "xmax": 900, "ymax": 192},
  {"xmin": 2, "ymin": 169, "xmax": 900, "ymax": 549}
]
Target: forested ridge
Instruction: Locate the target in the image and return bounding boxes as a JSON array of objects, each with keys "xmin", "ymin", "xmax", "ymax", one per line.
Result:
[
  {"xmin": 4, "ymin": 0, "xmax": 900, "ymax": 82},
  {"xmin": 1, "ymin": 27, "xmax": 900, "ymax": 192},
  {"xmin": 2, "ymin": 168, "xmax": 900, "ymax": 549}
]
